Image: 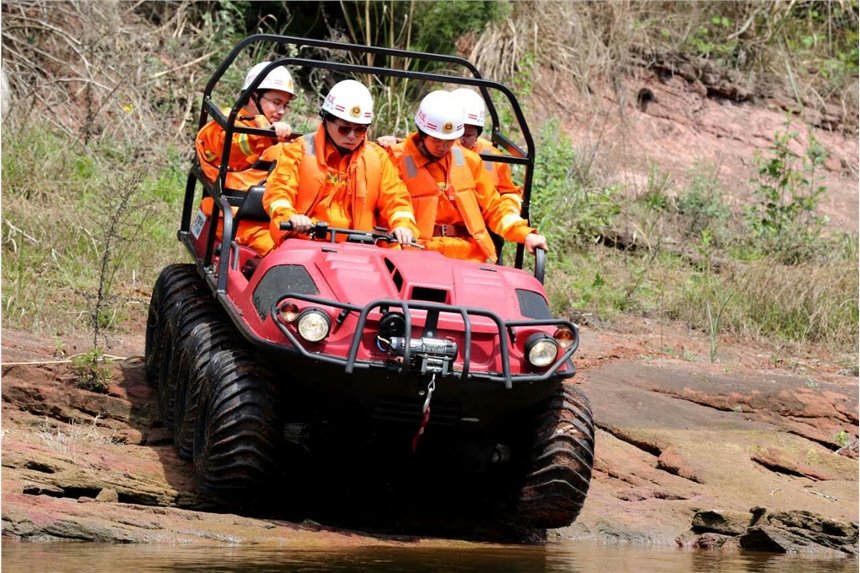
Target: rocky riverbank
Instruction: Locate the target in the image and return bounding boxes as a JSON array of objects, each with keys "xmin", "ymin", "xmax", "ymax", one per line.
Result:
[{"xmin": 2, "ymin": 320, "xmax": 856, "ymax": 554}]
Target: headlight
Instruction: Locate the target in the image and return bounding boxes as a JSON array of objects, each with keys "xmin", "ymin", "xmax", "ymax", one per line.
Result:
[
  {"xmin": 297, "ymin": 309, "xmax": 331, "ymax": 342},
  {"xmin": 526, "ymin": 334, "xmax": 559, "ymax": 368}
]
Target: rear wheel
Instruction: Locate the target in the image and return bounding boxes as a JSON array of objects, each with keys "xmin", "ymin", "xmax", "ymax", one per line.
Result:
[
  {"xmin": 512, "ymin": 383, "xmax": 595, "ymax": 528},
  {"xmin": 149, "ymin": 265, "xmax": 209, "ymax": 431},
  {"xmin": 193, "ymin": 341, "xmax": 283, "ymax": 507},
  {"xmin": 170, "ymin": 314, "xmax": 235, "ymax": 460},
  {"xmin": 144, "ymin": 264, "xmax": 200, "ymax": 386}
]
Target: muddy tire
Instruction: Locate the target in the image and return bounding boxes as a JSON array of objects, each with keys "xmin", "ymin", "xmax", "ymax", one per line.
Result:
[
  {"xmin": 512, "ymin": 383, "xmax": 595, "ymax": 529},
  {"xmin": 193, "ymin": 342, "xmax": 283, "ymax": 505},
  {"xmin": 148, "ymin": 265, "xmax": 209, "ymax": 431},
  {"xmin": 170, "ymin": 310, "xmax": 234, "ymax": 460},
  {"xmin": 145, "ymin": 264, "xmax": 196, "ymax": 385}
]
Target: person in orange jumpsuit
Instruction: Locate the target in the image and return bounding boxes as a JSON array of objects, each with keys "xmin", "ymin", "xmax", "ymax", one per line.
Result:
[
  {"xmin": 194, "ymin": 62, "xmax": 296, "ymax": 255},
  {"xmin": 263, "ymin": 80, "xmax": 417, "ymax": 249},
  {"xmin": 383, "ymin": 90, "xmax": 547, "ymax": 263},
  {"xmin": 450, "ymin": 88, "xmax": 522, "ymax": 216}
]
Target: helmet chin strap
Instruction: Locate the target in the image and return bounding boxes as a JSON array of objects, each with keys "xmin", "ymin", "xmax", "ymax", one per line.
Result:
[{"xmin": 415, "ymin": 131, "xmax": 443, "ymax": 163}]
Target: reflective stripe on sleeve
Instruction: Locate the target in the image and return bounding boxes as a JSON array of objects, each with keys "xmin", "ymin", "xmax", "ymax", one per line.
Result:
[
  {"xmin": 390, "ymin": 211, "xmax": 416, "ymax": 223},
  {"xmin": 269, "ymin": 199, "xmax": 294, "ymax": 217},
  {"xmin": 500, "ymin": 213, "xmax": 523, "ymax": 232},
  {"xmin": 304, "ymin": 133, "xmax": 316, "ymax": 157},
  {"xmin": 238, "ymin": 134, "xmax": 252, "ymax": 156},
  {"xmin": 452, "ymin": 147, "xmax": 465, "ymax": 166}
]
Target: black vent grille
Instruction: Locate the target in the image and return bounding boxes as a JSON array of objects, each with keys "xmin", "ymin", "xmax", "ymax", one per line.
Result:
[
  {"xmin": 253, "ymin": 265, "xmax": 319, "ymax": 319},
  {"xmin": 516, "ymin": 289, "xmax": 552, "ymax": 320}
]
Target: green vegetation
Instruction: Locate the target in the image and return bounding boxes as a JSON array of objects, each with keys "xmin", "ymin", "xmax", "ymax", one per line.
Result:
[
  {"xmin": 71, "ymin": 350, "xmax": 114, "ymax": 394},
  {"xmin": 532, "ymin": 118, "xmax": 858, "ymax": 358}
]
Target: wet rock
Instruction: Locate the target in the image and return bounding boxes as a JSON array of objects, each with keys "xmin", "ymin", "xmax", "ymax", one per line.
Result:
[
  {"xmin": 691, "ymin": 509, "xmax": 751, "ymax": 535},
  {"xmin": 694, "ymin": 532, "xmax": 735, "ymax": 550},
  {"xmin": 739, "ymin": 509, "xmax": 858, "ymax": 554},
  {"xmin": 96, "ymin": 488, "xmax": 119, "ymax": 503}
]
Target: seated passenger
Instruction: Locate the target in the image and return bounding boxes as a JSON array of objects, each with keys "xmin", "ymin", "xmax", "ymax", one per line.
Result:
[
  {"xmin": 383, "ymin": 90, "xmax": 548, "ymax": 263},
  {"xmin": 264, "ymin": 80, "xmax": 417, "ymax": 248},
  {"xmin": 195, "ymin": 62, "xmax": 295, "ymax": 255},
  {"xmin": 450, "ymin": 88, "xmax": 522, "ymax": 216}
]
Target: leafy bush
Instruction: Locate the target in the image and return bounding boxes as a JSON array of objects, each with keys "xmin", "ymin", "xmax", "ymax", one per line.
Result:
[
  {"xmin": 72, "ymin": 350, "xmax": 113, "ymax": 394},
  {"xmin": 529, "ymin": 120, "xmax": 620, "ymax": 252},
  {"xmin": 675, "ymin": 161, "xmax": 731, "ymax": 243},
  {"xmin": 744, "ymin": 122, "xmax": 828, "ymax": 264}
]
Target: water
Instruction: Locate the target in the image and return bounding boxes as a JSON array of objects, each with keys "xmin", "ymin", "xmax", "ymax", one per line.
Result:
[{"xmin": 3, "ymin": 540, "xmax": 856, "ymax": 572}]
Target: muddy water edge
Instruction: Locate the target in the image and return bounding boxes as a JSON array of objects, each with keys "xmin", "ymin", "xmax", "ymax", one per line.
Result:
[{"xmin": 2, "ymin": 539, "xmax": 858, "ymax": 572}]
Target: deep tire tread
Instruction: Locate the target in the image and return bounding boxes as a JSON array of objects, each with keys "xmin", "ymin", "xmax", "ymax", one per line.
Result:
[{"xmin": 513, "ymin": 383, "xmax": 595, "ymax": 529}]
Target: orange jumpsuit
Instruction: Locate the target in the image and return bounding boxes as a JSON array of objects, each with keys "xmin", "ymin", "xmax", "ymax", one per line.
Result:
[
  {"xmin": 471, "ymin": 137, "xmax": 522, "ymax": 216},
  {"xmin": 264, "ymin": 124, "xmax": 418, "ymax": 247},
  {"xmin": 195, "ymin": 107, "xmax": 278, "ymax": 255},
  {"xmin": 388, "ymin": 134, "xmax": 535, "ymax": 263}
]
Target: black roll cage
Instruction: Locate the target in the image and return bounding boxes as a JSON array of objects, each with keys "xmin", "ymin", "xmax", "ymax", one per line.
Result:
[{"xmin": 180, "ymin": 34, "xmax": 538, "ymax": 291}]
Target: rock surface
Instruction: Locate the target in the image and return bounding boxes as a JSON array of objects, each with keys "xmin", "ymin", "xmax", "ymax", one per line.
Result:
[{"xmin": 2, "ymin": 320, "xmax": 857, "ymax": 550}]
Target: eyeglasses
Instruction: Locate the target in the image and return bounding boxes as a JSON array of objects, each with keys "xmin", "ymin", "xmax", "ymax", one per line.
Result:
[
  {"xmin": 335, "ymin": 124, "xmax": 368, "ymax": 136},
  {"xmin": 261, "ymin": 95, "xmax": 289, "ymax": 110}
]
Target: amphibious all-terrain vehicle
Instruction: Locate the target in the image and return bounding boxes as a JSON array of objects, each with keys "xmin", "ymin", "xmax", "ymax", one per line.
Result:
[{"xmin": 145, "ymin": 35, "xmax": 594, "ymax": 528}]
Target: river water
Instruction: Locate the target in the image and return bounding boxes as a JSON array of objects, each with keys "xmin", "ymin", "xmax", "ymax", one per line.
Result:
[{"xmin": 2, "ymin": 540, "xmax": 857, "ymax": 572}]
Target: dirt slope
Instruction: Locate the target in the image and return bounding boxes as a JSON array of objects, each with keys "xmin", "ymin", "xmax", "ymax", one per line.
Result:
[{"xmin": 531, "ymin": 65, "xmax": 859, "ymax": 234}]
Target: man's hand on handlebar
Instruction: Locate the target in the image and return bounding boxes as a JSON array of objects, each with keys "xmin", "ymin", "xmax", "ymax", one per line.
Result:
[
  {"xmin": 272, "ymin": 121, "xmax": 292, "ymax": 142},
  {"xmin": 391, "ymin": 226, "xmax": 415, "ymax": 248},
  {"xmin": 524, "ymin": 232, "xmax": 549, "ymax": 255},
  {"xmin": 287, "ymin": 214, "xmax": 313, "ymax": 234}
]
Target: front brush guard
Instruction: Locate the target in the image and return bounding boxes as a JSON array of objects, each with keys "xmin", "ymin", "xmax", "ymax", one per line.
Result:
[{"xmin": 271, "ymin": 294, "xmax": 579, "ymax": 389}]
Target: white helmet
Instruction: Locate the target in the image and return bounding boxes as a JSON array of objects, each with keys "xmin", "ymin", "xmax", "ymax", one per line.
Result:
[
  {"xmin": 451, "ymin": 88, "xmax": 486, "ymax": 127},
  {"xmin": 242, "ymin": 62, "xmax": 296, "ymax": 99},
  {"xmin": 415, "ymin": 90, "xmax": 464, "ymax": 140},
  {"xmin": 321, "ymin": 80, "xmax": 374, "ymax": 125}
]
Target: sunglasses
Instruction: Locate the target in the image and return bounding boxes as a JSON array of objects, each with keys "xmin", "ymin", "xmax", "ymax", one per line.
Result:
[{"xmin": 335, "ymin": 124, "xmax": 368, "ymax": 135}]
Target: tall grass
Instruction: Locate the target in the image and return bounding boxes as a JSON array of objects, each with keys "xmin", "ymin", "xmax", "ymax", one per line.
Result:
[{"xmin": 1, "ymin": 124, "xmax": 185, "ymax": 335}]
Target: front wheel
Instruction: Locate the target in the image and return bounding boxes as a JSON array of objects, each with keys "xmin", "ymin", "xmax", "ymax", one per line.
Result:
[
  {"xmin": 193, "ymin": 342, "xmax": 283, "ymax": 507},
  {"xmin": 512, "ymin": 383, "xmax": 595, "ymax": 528}
]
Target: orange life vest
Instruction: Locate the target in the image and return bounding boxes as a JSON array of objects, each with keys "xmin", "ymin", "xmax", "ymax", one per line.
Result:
[
  {"xmin": 391, "ymin": 145, "xmax": 497, "ymax": 261},
  {"xmin": 294, "ymin": 131, "xmax": 382, "ymax": 232}
]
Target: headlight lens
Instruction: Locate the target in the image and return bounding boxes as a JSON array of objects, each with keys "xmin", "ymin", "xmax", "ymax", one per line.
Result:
[
  {"xmin": 527, "ymin": 336, "xmax": 559, "ymax": 367},
  {"xmin": 297, "ymin": 309, "xmax": 331, "ymax": 342}
]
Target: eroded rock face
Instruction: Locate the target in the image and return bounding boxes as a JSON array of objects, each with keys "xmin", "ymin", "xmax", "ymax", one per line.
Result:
[
  {"xmin": 680, "ymin": 507, "xmax": 858, "ymax": 555},
  {"xmin": 741, "ymin": 509, "xmax": 859, "ymax": 554},
  {"xmin": 691, "ymin": 509, "xmax": 751, "ymax": 536}
]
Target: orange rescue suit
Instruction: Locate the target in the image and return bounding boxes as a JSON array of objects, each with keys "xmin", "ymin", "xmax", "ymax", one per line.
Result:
[
  {"xmin": 471, "ymin": 137, "xmax": 523, "ymax": 216},
  {"xmin": 388, "ymin": 134, "xmax": 535, "ymax": 263},
  {"xmin": 264, "ymin": 124, "xmax": 418, "ymax": 247},
  {"xmin": 195, "ymin": 107, "xmax": 278, "ymax": 255}
]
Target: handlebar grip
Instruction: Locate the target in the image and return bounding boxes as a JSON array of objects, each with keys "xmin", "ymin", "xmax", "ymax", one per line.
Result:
[
  {"xmin": 279, "ymin": 221, "xmax": 294, "ymax": 231},
  {"xmin": 534, "ymin": 247, "xmax": 546, "ymax": 284}
]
